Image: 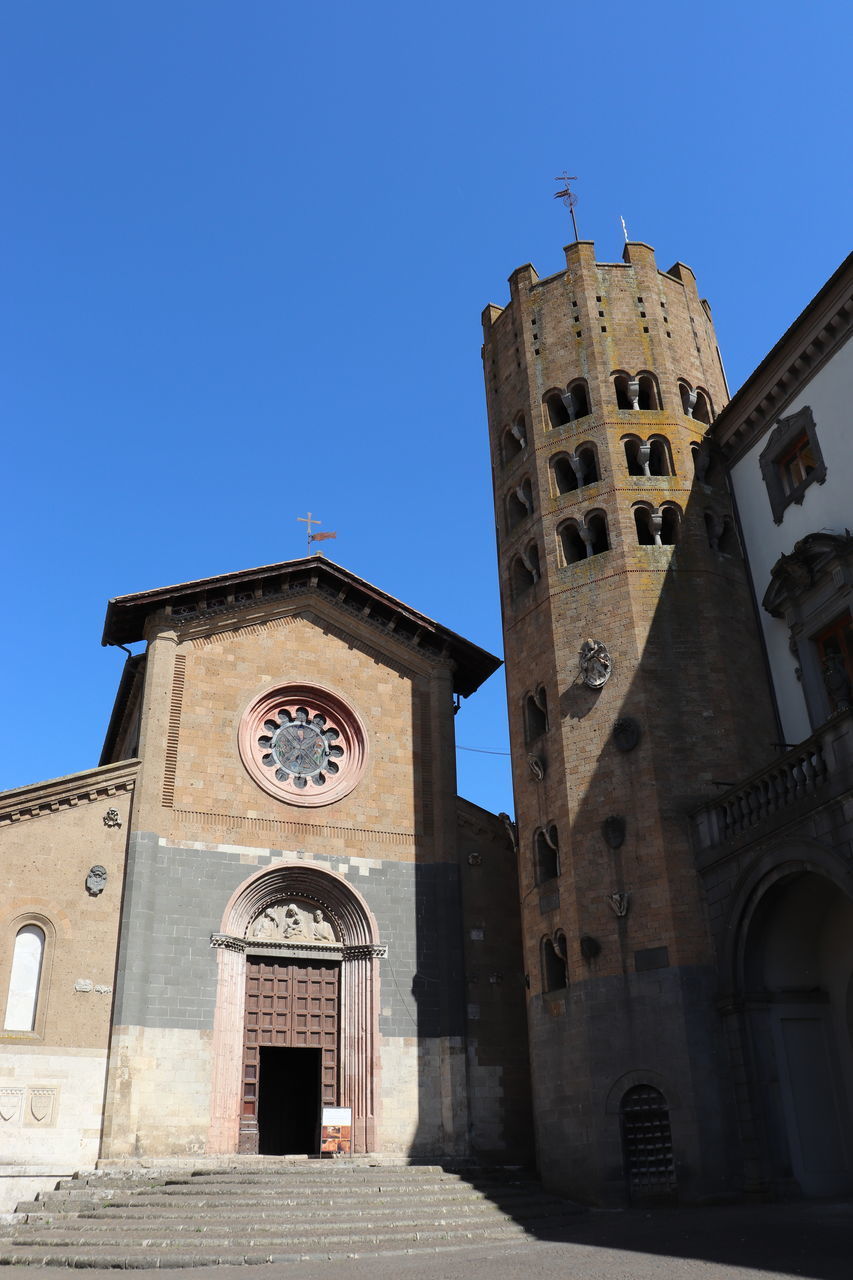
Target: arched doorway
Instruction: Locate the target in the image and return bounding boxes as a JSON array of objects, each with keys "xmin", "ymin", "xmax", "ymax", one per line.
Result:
[
  {"xmin": 207, "ymin": 861, "xmax": 384, "ymax": 1156},
  {"xmin": 740, "ymin": 868, "xmax": 853, "ymax": 1196}
]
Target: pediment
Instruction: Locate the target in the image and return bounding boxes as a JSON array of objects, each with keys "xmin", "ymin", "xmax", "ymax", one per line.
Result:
[
  {"xmin": 102, "ymin": 556, "xmax": 499, "ymax": 696},
  {"xmin": 762, "ymin": 532, "xmax": 853, "ymax": 617}
]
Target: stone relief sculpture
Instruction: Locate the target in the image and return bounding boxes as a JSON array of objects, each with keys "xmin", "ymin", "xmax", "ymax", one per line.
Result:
[
  {"xmin": 613, "ymin": 717, "xmax": 641, "ymax": 752},
  {"xmin": 248, "ymin": 900, "xmax": 338, "ymax": 943},
  {"xmin": 85, "ymin": 865, "xmax": 108, "ymax": 896},
  {"xmin": 607, "ymin": 892, "xmax": 630, "ymax": 917},
  {"xmin": 579, "ymin": 638, "xmax": 612, "ymax": 688}
]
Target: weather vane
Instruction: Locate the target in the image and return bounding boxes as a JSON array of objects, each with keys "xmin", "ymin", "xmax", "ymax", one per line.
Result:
[
  {"xmin": 553, "ymin": 172, "xmax": 580, "ymax": 242},
  {"xmin": 297, "ymin": 512, "xmax": 338, "ymax": 557}
]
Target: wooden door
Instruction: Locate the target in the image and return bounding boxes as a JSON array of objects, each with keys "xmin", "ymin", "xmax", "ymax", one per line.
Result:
[{"xmin": 239, "ymin": 957, "xmax": 340, "ymax": 1153}]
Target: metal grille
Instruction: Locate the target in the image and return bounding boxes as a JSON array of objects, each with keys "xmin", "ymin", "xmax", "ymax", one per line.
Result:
[{"xmin": 620, "ymin": 1085, "xmax": 676, "ymax": 1196}]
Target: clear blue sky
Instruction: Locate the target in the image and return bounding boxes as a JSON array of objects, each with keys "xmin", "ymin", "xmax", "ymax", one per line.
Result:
[{"xmin": 2, "ymin": 1, "xmax": 850, "ymax": 816}]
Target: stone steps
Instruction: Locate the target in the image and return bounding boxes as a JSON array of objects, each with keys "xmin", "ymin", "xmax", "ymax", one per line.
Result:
[{"xmin": 1, "ymin": 1161, "xmax": 580, "ymax": 1268}]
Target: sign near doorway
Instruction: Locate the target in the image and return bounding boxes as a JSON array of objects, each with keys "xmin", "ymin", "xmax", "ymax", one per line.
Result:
[{"xmin": 321, "ymin": 1106, "xmax": 352, "ymax": 1155}]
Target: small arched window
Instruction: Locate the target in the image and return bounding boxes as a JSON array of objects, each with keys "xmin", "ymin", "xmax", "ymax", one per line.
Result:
[
  {"xmin": 543, "ymin": 391, "xmax": 570, "ymax": 430},
  {"xmin": 693, "ymin": 389, "xmax": 712, "ymax": 425},
  {"xmin": 624, "ymin": 436, "xmax": 647, "ymax": 476},
  {"xmin": 535, "ymin": 825, "xmax": 559, "ymax": 883},
  {"xmin": 659, "ymin": 505, "xmax": 680, "ymax": 545},
  {"xmin": 525, "ymin": 688, "xmax": 548, "ymax": 741},
  {"xmin": 620, "ymin": 1085, "xmax": 676, "ymax": 1198},
  {"xmin": 577, "ymin": 445, "xmax": 598, "ymax": 484},
  {"xmin": 705, "ymin": 511, "xmax": 738, "ymax": 556},
  {"xmin": 558, "ymin": 521, "xmax": 587, "ymax": 565},
  {"xmin": 585, "ymin": 511, "xmax": 610, "ymax": 556},
  {"xmin": 567, "ymin": 379, "xmax": 590, "ymax": 419},
  {"xmin": 647, "ymin": 436, "xmax": 674, "ymax": 477},
  {"xmin": 679, "ymin": 382, "xmax": 694, "ymax": 416},
  {"xmin": 614, "ymin": 373, "xmax": 634, "ymax": 410},
  {"xmin": 506, "ymin": 478, "xmax": 534, "ymax": 530},
  {"xmin": 511, "ymin": 544, "xmax": 540, "ymax": 597},
  {"xmin": 540, "ymin": 933, "xmax": 568, "ymax": 992},
  {"xmin": 4, "ymin": 925, "xmax": 45, "ymax": 1032},
  {"xmin": 634, "ymin": 505, "xmax": 657, "ymax": 546},
  {"xmin": 552, "ymin": 454, "xmax": 579, "ymax": 495},
  {"xmin": 637, "ymin": 373, "xmax": 661, "ymax": 410},
  {"xmin": 502, "ymin": 420, "xmax": 525, "ymax": 464}
]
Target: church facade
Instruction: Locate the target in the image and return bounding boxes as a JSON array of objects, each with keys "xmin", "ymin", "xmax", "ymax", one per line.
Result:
[{"xmin": 0, "ymin": 558, "xmax": 531, "ymax": 1197}]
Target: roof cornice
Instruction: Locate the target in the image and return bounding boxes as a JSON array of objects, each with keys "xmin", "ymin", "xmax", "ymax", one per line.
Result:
[
  {"xmin": 711, "ymin": 252, "xmax": 853, "ymax": 464},
  {"xmin": 0, "ymin": 759, "xmax": 139, "ymax": 827},
  {"xmin": 102, "ymin": 556, "xmax": 500, "ymax": 698}
]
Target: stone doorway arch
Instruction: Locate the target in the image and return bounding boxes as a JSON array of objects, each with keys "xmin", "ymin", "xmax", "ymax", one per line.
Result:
[
  {"xmin": 734, "ymin": 861, "xmax": 853, "ymax": 1196},
  {"xmin": 208, "ymin": 861, "xmax": 384, "ymax": 1155}
]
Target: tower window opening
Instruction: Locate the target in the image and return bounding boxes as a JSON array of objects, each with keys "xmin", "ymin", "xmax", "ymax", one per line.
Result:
[
  {"xmin": 634, "ymin": 506, "xmax": 657, "ymax": 546},
  {"xmin": 659, "ymin": 505, "xmax": 680, "ymax": 545},
  {"xmin": 553, "ymin": 455, "xmax": 580, "ymax": 495},
  {"xmin": 544, "ymin": 391, "xmax": 571, "ymax": 430},
  {"xmin": 502, "ymin": 415, "xmax": 527, "ymax": 464},
  {"xmin": 577, "ymin": 444, "xmax": 598, "ymax": 484},
  {"xmin": 540, "ymin": 933, "xmax": 568, "ymax": 993},
  {"xmin": 620, "ymin": 1085, "xmax": 676, "ymax": 1199},
  {"xmin": 535, "ymin": 825, "xmax": 559, "ymax": 883},
  {"xmin": 558, "ymin": 521, "xmax": 587, "ymax": 565},
  {"xmin": 567, "ymin": 379, "xmax": 590, "ymax": 419},
  {"xmin": 637, "ymin": 374, "xmax": 661, "ymax": 411},
  {"xmin": 647, "ymin": 437, "xmax": 673, "ymax": 476},
  {"xmin": 692, "ymin": 389, "xmax": 712, "ymax": 425},
  {"xmin": 624, "ymin": 436, "xmax": 647, "ymax": 476},
  {"xmin": 614, "ymin": 374, "xmax": 634, "ymax": 410},
  {"xmin": 705, "ymin": 510, "xmax": 738, "ymax": 556},
  {"xmin": 525, "ymin": 689, "xmax": 548, "ymax": 741},
  {"xmin": 506, "ymin": 478, "xmax": 534, "ymax": 531},
  {"xmin": 585, "ymin": 511, "xmax": 610, "ymax": 556},
  {"xmin": 511, "ymin": 548, "xmax": 539, "ymax": 598}
]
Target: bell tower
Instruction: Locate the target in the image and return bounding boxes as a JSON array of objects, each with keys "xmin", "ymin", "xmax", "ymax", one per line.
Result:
[{"xmin": 482, "ymin": 238, "xmax": 777, "ymax": 1202}]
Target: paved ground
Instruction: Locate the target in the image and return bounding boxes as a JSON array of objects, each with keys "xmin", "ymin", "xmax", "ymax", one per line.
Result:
[{"xmin": 8, "ymin": 1199, "xmax": 849, "ymax": 1279}]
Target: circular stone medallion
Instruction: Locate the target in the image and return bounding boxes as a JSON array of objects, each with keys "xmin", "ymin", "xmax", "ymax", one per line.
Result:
[{"xmin": 239, "ymin": 685, "xmax": 367, "ymax": 807}]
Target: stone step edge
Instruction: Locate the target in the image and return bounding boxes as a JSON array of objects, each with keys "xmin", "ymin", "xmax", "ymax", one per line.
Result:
[{"xmin": 0, "ymin": 1235, "xmax": 538, "ymax": 1269}]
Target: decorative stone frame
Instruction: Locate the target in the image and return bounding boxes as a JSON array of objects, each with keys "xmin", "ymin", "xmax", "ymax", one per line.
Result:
[
  {"xmin": 208, "ymin": 860, "xmax": 384, "ymax": 1155},
  {"xmin": 238, "ymin": 683, "xmax": 367, "ymax": 808},
  {"xmin": 0, "ymin": 912, "xmax": 56, "ymax": 1043},
  {"xmin": 759, "ymin": 405, "xmax": 826, "ymax": 524}
]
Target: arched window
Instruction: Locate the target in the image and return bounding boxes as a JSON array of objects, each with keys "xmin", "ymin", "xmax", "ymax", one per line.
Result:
[
  {"xmin": 552, "ymin": 454, "xmax": 579, "ymax": 495},
  {"xmin": 614, "ymin": 372, "xmax": 634, "ymax": 410},
  {"xmin": 637, "ymin": 372, "xmax": 661, "ymax": 410},
  {"xmin": 693, "ymin": 388, "xmax": 712, "ymax": 425},
  {"xmin": 540, "ymin": 933, "xmax": 568, "ymax": 992},
  {"xmin": 620, "ymin": 1085, "xmax": 676, "ymax": 1198},
  {"xmin": 659, "ymin": 505, "xmax": 680, "ymax": 545},
  {"xmin": 524, "ymin": 688, "xmax": 548, "ymax": 741},
  {"xmin": 535, "ymin": 825, "xmax": 559, "ymax": 883},
  {"xmin": 623, "ymin": 435, "xmax": 647, "ymax": 476},
  {"xmin": 4, "ymin": 925, "xmax": 45, "ymax": 1032},
  {"xmin": 543, "ymin": 391, "xmax": 570, "ymax": 429},
  {"xmin": 679, "ymin": 381, "xmax": 694, "ymax": 416},
  {"xmin": 576, "ymin": 444, "xmax": 599, "ymax": 484},
  {"xmin": 634, "ymin": 505, "xmax": 657, "ymax": 546},
  {"xmin": 567, "ymin": 379, "xmax": 590, "ymax": 419},
  {"xmin": 511, "ymin": 544, "xmax": 540, "ymax": 597},
  {"xmin": 585, "ymin": 511, "xmax": 610, "ymax": 556},
  {"xmin": 558, "ymin": 520, "xmax": 587, "ymax": 565},
  {"xmin": 647, "ymin": 436, "xmax": 674, "ymax": 476},
  {"xmin": 506, "ymin": 478, "xmax": 533, "ymax": 530},
  {"xmin": 705, "ymin": 511, "xmax": 738, "ymax": 556},
  {"xmin": 502, "ymin": 422, "xmax": 525, "ymax": 465}
]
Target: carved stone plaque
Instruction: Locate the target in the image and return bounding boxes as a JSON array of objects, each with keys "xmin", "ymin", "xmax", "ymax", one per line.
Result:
[
  {"xmin": 248, "ymin": 899, "xmax": 338, "ymax": 944},
  {"xmin": 579, "ymin": 639, "xmax": 612, "ymax": 688},
  {"xmin": 602, "ymin": 815, "xmax": 626, "ymax": 849},
  {"xmin": 613, "ymin": 717, "xmax": 641, "ymax": 752}
]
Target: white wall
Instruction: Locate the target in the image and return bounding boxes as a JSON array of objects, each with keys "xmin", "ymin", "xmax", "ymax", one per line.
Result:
[{"xmin": 729, "ymin": 337, "xmax": 853, "ymax": 744}]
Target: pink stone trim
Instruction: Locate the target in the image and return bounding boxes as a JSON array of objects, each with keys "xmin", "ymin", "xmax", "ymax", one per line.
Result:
[{"xmin": 207, "ymin": 860, "xmax": 381, "ymax": 1156}]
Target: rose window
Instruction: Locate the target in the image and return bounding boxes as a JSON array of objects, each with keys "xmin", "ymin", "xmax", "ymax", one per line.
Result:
[
  {"xmin": 259, "ymin": 707, "xmax": 344, "ymax": 790},
  {"xmin": 238, "ymin": 684, "xmax": 367, "ymax": 807}
]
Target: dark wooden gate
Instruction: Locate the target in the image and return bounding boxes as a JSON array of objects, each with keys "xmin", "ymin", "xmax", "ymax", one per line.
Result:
[{"xmin": 239, "ymin": 957, "xmax": 340, "ymax": 1153}]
